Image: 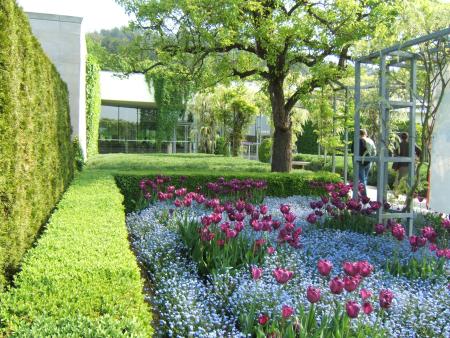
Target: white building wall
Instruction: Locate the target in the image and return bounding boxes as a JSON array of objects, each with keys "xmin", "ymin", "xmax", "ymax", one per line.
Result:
[
  {"xmin": 429, "ymin": 68, "xmax": 450, "ymax": 213},
  {"xmin": 100, "ymin": 71, "xmax": 156, "ymax": 107},
  {"xmin": 27, "ymin": 12, "xmax": 87, "ymax": 157}
]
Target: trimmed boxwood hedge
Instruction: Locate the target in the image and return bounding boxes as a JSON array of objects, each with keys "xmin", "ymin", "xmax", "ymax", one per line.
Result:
[
  {"xmin": 0, "ymin": 172, "xmax": 153, "ymax": 337},
  {"xmin": 115, "ymin": 171, "xmax": 340, "ymax": 213},
  {"xmin": 0, "ymin": 0, "xmax": 74, "ymax": 287}
]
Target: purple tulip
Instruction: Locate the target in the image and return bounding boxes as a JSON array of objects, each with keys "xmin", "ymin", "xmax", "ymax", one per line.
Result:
[{"xmin": 306, "ymin": 286, "xmax": 321, "ymax": 303}]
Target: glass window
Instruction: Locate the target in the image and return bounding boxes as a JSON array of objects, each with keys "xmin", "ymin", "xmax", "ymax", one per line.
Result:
[
  {"xmin": 138, "ymin": 108, "xmax": 158, "ymax": 140},
  {"xmin": 99, "ymin": 105, "xmax": 119, "ymax": 140},
  {"xmin": 118, "ymin": 107, "xmax": 137, "ymax": 140}
]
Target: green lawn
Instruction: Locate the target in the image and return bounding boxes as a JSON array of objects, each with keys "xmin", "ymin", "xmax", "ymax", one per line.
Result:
[{"xmin": 87, "ymin": 153, "xmax": 271, "ymax": 174}]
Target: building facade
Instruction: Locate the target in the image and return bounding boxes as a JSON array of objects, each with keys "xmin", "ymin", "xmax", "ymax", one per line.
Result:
[
  {"xmin": 27, "ymin": 12, "xmax": 87, "ymax": 156},
  {"xmin": 99, "ymin": 71, "xmax": 193, "ymax": 154}
]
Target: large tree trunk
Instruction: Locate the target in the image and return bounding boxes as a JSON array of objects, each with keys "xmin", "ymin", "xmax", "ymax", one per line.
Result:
[{"xmin": 269, "ymin": 77, "xmax": 292, "ymax": 172}]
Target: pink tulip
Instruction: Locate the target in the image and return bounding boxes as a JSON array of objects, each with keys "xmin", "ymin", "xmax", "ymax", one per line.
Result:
[
  {"xmin": 216, "ymin": 239, "xmax": 225, "ymax": 247},
  {"xmin": 442, "ymin": 218, "xmax": 450, "ymax": 230},
  {"xmin": 272, "ymin": 220, "xmax": 281, "ymax": 230},
  {"xmin": 251, "ymin": 266, "xmax": 263, "ymax": 280},
  {"xmin": 201, "ymin": 215, "xmax": 212, "ymax": 227},
  {"xmin": 421, "ymin": 226, "xmax": 437, "ymax": 243},
  {"xmin": 280, "ymin": 204, "xmax": 290, "ymax": 214},
  {"xmin": 362, "ymin": 302, "xmax": 373, "ymax": 315},
  {"xmin": 144, "ymin": 192, "xmax": 152, "ymax": 200},
  {"xmin": 374, "ymin": 223, "xmax": 385, "ymax": 235},
  {"xmin": 220, "ymin": 222, "xmax": 230, "ymax": 232},
  {"xmin": 343, "ymin": 262, "xmax": 358, "ymax": 276},
  {"xmin": 329, "ymin": 277, "xmax": 344, "ymax": 294},
  {"xmin": 317, "ymin": 259, "xmax": 333, "ymax": 276},
  {"xmin": 285, "ymin": 222, "xmax": 295, "ymax": 232},
  {"xmin": 344, "ymin": 276, "xmax": 359, "ymax": 292},
  {"xmin": 379, "ymin": 289, "xmax": 394, "ymax": 309},
  {"xmin": 260, "ymin": 205, "xmax": 269, "ymax": 215},
  {"xmin": 356, "ymin": 261, "xmax": 373, "ymax": 277},
  {"xmin": 306, "ymin": 213, "xmax": 317, "ymax": 224},
  {"xmin": 235, "ymin": 221, "xmax": 244, "ymax": 232},
  {"xmin": 211, "ymin": 213, "xmax": 222, "ymax": 224},
  {"xmin": 166, "ymin": 185, "xmax": 175, "ymax": 193},
  {"xmin": 255, "ymin": 238, "xmax": 266, "ymax": 248},
  {"xmin": 183, "ymin": 197, "xmax": 192, "ymax": 207},
  {"xmin": 345, "ymin": 301, "xmax": 360, "ymax": 318},
  {"xmin": 174, "ymin": 199, "xmax": 182, "ymax": 207},
  {"xmin": 284, "ymin": 212, "xmax": 296, "ymax": 223},
  {"xmin": 360, "ymin": 289, "xmax": 372, "ymax": 300},
  {"xmin": 306, "ymin": 286, "xmax": 321, "ymax": 303},
  {"xmin": 281, "ymin": 305, "xmax": 294, "ymax": 318},
  {"xmin": 235, "ymin": 200, "xmax": 245, "ymax": 212},
  {"xmin": 226, "ymin": 228, "xmax": 237, "ymax": 239},
  {"xmin": 258, "ymin": 314, "xmax": 269, "ymax": 325},
  {"xmin": 391, "ymin": 224, "xmax": 406, "ymax": 241},
  {"xmin": 273, "ymin": 268, "xmax": 294, "ymax": 284},
  {"xmin": 267, "ymin": 246, "xmax": 276, "ymax": 255},
  {"xmin": 417, "ymin": 236, "xmax": 427, "ymax": 247},
  {"xmin": 321, "ymin": 195, "xmax": 329, "ymax": 204}
]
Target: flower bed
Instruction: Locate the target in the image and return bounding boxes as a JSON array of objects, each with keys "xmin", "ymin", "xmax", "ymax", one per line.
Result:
[{"xmin": 127, "ymin": 179, "xmax": 449, "ymax": 338}]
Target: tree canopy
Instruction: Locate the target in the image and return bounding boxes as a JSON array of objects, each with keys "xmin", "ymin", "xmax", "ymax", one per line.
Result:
[{"xmin": 116, "ymin": 0, "xmax": 401, "ymax": 171}]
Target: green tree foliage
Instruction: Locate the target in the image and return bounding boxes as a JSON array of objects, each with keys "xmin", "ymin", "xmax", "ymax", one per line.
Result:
[
  {"xmin": 0, "ymin": 0, "xmax": 74, "ymax": 288},
  {"xmin": 86, "ymin": 27, "xmax": 147, "ymax": 71},
  {"xmin": 190, "ymin": 86, "xmax": 258, "ymax": 156},
  {"xmin": 116, "ymin": 0, "xmax": 400, "ymax": 172},
  {"xmin": 85, "ymin": 54, "xmax": 102, "ymax": 157},
  {"xmin": 229, "ymin": 96, "xmax": 258, "ymax": 156}
]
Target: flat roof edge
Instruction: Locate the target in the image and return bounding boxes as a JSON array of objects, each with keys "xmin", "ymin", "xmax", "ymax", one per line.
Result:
[{"xmin": 26, "ymin": 11, "xmax": 84, "ymax": 24}]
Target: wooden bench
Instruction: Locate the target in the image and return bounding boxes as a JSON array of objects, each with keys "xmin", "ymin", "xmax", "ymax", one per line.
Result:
[{"xmin": 292, "ymin": 161, "xmax": 311, "ymax": 170}]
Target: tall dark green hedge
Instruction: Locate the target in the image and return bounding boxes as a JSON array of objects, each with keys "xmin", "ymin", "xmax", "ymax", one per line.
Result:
[
  {"xmin": 297, "ymin": 120, "xmax": 318, "ymax": 154},
  {"xmin": 0, "ymin": 1, "xmax": 74, "ymax": 288},
  {"xmin": 85, "ymin": 54, "xmax": 101, "ymax": 157}
]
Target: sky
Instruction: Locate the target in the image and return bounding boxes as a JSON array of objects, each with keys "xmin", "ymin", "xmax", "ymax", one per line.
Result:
[
  {"xmin": 17, "ymin": 0, "xmax": 132, "ymax": 32},
  {"xmin": 17, "ymin": 0, "xmax": 450, "ymax": 33}
]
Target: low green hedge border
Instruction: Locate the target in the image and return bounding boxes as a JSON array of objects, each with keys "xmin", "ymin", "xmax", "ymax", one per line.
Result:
[
  {"xmin": 116, "ymin": 171, "xmax": 340, "ymax": 213},
  {"xmin": 0, "ymin": 172, "xmax": 153, "ymax": 337}
]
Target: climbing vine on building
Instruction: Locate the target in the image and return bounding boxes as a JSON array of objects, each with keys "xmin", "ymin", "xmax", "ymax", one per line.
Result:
[
  {"xmin": 146, "ymin": 73, "xmax": 191, "ymax": 150},
  {"xmin": 85, "ymin": 54, "xmax": 101, "ymax": 157}
]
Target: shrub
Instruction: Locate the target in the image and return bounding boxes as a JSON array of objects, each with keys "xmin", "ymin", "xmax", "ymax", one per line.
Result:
[
  {"xmin": 258, "ymin": 138, "xmax": 272, "ymax": 163},
  {"xmin": 0, "ymin": 172, "xmax": 153, "ymax": 336},
  {"xmin": 85, "ymin": 54, "xmax": 101, "ymax": 157},
  {"xmin": 296, "ymin": 120, "xmax": 318, "ymax": 154},
  {"xmin": 0, "ymin": 0, "xmax": 74, "ymax": 287},
  {"xmin": 115, "ymin": 171, "xmax": 340, "ymax": 212},
  {"xmin": 214, "ymin": 136, "xmax": 230, "ymax": 156},
  {"xmin": 73, "ymin": 137, "xmax": 85, "ymax": 172}
]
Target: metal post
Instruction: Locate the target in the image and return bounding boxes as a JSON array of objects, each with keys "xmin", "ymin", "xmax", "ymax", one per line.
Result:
[
  {"xmin": 408, "ymin": 57, "xmax": 417, "ymax": 235},
  {"xmin": 383, "ymin": 65, "xmax": 391, "ymax": 204},
  {"xmin": 172, "ymin": 127, "xmax": 177, "ymax": 154},
  {"xmin": 332, "ymin": 94, "xmax": 337, "ymax": 174},
  {"xmin": 344, "ymin": 88, "xmax": 349, "ymax": 184},
  {"xmin": 353, "ymin": 61, "xmax": 361, "ymax": 199},
  {"xmin": 377, "ymin": 55, "xmax": 387, "ymax": 223}
]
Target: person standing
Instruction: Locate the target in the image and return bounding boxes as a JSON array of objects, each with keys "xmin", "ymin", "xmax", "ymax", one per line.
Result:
[
  {"xmin": 393, "ymin": 132, "xmax": 409, "ymax": 186},
  {"xmin": 357, "ymin": 129, "xmax": 376, "ymax": 195}
]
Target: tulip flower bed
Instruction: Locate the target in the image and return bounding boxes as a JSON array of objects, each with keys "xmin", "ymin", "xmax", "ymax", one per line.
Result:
[{"xmin": 127, "ymin": 176, "xmax": 449, "ymax": 338}]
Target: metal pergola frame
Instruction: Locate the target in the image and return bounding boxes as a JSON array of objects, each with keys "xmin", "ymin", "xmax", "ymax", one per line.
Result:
[{"xmin": 353, "ymin": 27, "xmax": 450, "ymax": 235}]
